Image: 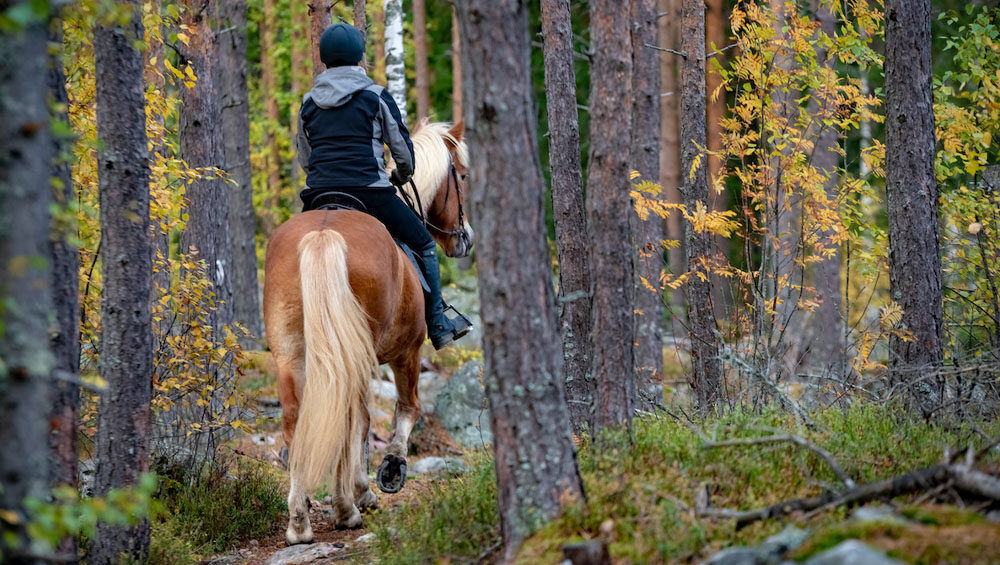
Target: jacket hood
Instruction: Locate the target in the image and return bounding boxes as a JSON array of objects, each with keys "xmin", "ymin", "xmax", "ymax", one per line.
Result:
[{"xmin": 306, "ymin": 66, "xmax": 373, "ymax": 109}]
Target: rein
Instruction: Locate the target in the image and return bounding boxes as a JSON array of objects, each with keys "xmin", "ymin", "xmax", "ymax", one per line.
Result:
[{"xmin": 398, "ymin": 160, "xmax": 468, "ymax": 239}]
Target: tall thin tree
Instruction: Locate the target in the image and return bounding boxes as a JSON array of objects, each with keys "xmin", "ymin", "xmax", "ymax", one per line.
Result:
[
  {"xmin": 91, "ymin": 0, "xmax": 154, "ymax": 560},
  {"xmin": 384, "ymin": 0, "xmax": 407, "ymax": 122},
  {"xmin": 0, "ymin": 3, "xmax": 55, "ymax": 559},
  {"xmin": 541, "ymin": 0, "xmax": 592, "ymax": 432},
  {"xmin": 588, "ymin": 0, "xmax": 635, "ymax": 431},
  {"xmin": 218, "ymin": 0, "xmax": 261, "ymax": 346},
  {"xmin": 414, "ymin": 0, "xmax": 430, "ymax": 119},
  {"xmin": 309, "ymin": 0, "xmax": 333, "ymax": 77},
  {"xmin": 354, "ymin": 0, "xmax": 367, "ymax": 43},
  {"xmin": 262, "ymin": 0, "xmax": 283, "ymax": 231},
  {"xmin": 885, "ymin": 0, "xmax": 944, "ymax": 413},
  {"xmin": 680, "ymin": 0, "xmax": 722, "ymax": 412},
  {"xmin": 660, "ymin": 0, "xmax": 684, "ymax": 338},
  {"xmin": 631, "ymin": 0, "xmax": 663, "ymax": 411},
  {"xmin": 451, "ymin": 7, "xmax": 462, "ymax": 122},
  {"xmin": 455, "ymin": 1, "xmax": 585, "ymax": 558},
  {"xmin": 374, "ymin": 2, "xmax": 386, "ymax": 82}
]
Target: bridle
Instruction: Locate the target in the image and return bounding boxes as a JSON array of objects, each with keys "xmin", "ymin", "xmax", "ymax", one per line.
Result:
[{"xmin": 397, "ymin": 158, "xmax": 471, "ymax": 253}]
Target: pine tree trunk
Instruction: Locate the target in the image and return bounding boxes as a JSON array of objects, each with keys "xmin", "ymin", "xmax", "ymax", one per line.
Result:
[
  {"xmin": 414, "ymin": 0, "xmax": 430, "ymax": 120},
  {"xmin": 0, "ymin": 6, "xmax": 55, "ymax": 560},
  {"xmin": 374, "ymin": 3, "xmax": 386, "ymax": 82},
  {"xmin": 262, "ymin": 0, "xmax": 283, "ymax": 231},
  {"xmin": 454, "ymin": 1, "xmax": 585, "ymax": 558},
  {"xmin": 809, "ymin": 0, "xmax": 844, "ymax": 375},
  {"xmin": 541, "ymin": 0, "xmax": 592, "ymax": 432},
  {"xmin": 680, "ymin": 0, "xmax": 722, "ymax": 413},
  {"xmin": 354, "ymin": 0, "xmax": 367, "ymax": 43},
  {"xmin": 218, "ymin": 0, "xmax": 261, "ymax": 347},
  {"xmin": 705, "ymin": 0, "xmax": 729, "ymax": 323},
  {"xmin": 884, "ymin": 0, "xmax": 944, "ymax": 414},
  {"xmin": 91, "ymin": 1, "xmax": 154, "ymax": 560},
  {"xmin": 660, "ymin": 0, "xmax": 684, "ymax": 338},
  {"xmin": 631, "ymin": 0, "xmax": 663, "ymax": 411},
  {"xmin": 451, "ymin": 7, "xmax": 462, "ymax": 123},
  {"xmin": 384, "ymin": 0, "xmax": 407, "ymax": 123},
  {"xmin": 291, "ymin": 0, "xmax": 309, "ymax": 184},
  {"xmin": 147, "ymin": 0, "xmax": 171, "ymax": 308},
  {"xmin": 309, "ymin": 0, "xmax": 333, "ymax": 77},
  {"xmin": 47, "ymin": 18, "xmax": 81, "ymax": 560},
  {"xmin": 588, "ymin": 0, "xmax": 635, "ymax": 432}
]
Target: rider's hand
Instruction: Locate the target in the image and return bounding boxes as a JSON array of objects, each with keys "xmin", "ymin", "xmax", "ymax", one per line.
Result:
[{"xmin": 390, "ymin": 168, "xmax": 409, "ymax": 186}]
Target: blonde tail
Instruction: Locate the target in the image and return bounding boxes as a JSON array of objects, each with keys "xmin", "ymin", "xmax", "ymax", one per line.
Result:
[{"xmin": 291, "ymin": 230, "xmax": 375, "ymax": 506}]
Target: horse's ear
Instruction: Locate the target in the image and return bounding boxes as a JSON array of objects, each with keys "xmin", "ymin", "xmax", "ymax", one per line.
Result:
[{"xmin": 449, "ymin": 120, "xmax": 464, "ymax": 143}]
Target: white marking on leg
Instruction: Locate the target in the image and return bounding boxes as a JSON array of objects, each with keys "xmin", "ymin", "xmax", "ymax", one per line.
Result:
[{"xmin": 285, "ymin": 476, "xmax": 313, "ymax": 545}]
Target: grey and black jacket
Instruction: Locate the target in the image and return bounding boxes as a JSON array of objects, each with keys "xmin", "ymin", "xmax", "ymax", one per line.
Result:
[{"xmin": 296, "ymin": 66, "xmax": 414, "ymax": 190}]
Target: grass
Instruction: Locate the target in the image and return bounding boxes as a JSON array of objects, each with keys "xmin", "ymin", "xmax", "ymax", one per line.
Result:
[{"xmin": 363, "ymin": 403, "xmax": 1000, "ymax": 564}]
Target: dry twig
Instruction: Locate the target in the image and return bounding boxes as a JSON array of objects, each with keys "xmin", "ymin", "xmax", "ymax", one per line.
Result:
[{"xmin": 702, "ymin": 434, "xmax": 855, "ymax": 488}]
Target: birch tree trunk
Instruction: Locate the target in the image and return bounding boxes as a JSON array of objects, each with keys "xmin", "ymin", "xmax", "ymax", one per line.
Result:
[
  {"xmin": 414, "ymin": 0, "xmax": 430, "ymax": 120},
  {"xmin": 91, "ymin": 0, "xmax": 153, "ymax": 560},
  {"xmin": 384, "ymin": 0, "xmax": 407, "ymax": 123},
  {"xmin": 541, "ymin": 0, "xmax": 592, "ymax": 432},
  {"xmin": 885, "ymin": 0, "xmax": 944, "ymax": 414},
  {"xmin": 631, "ymin": 0, "xmax": 663, "ymax": 411},
  {"xmin": 0, "ymin": 5, "xmax": 55, "ymax": 559},
  {"xmin": 451, "ymin": 7, "xmax": 462, "ymax": 123},
  {"xmin": 309, "ymin": 0, "xmax": 333, "ymax": 77},
  {"xmin": 660, "ymin": 0, "xmax": 684, "ymax": 338},
  {"xmin": 588, "ymin": 0, "xmax": 635, "ymax": 432},
  {"xmin": 681, "ymin": 0, "xmax": 722, "ymax": 412},
  {"xmin": 455, "ymin": 1, "xmax": 585, "ymax": 558},
  {"xmin": 218, "ymin": 0, "xmax": 261, "ymax": 347}
]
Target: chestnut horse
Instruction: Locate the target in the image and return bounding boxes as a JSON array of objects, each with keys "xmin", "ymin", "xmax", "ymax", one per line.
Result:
[{"xmin": 263, "ymin": 121, "xmax": 471, "ymax": 544}]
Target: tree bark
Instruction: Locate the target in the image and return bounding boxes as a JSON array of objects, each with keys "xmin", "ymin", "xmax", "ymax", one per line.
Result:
[
  {"xmin": 374, "ymin": 3, "xmax": 386, "ymax": 82},
  {"xmin": 884, "ymin": 0, "xmax": 944, "ymax": 413},
  {"xmin": 91, "ymin": 1, "xmax": 154, "ymax": 561},
  {"xmin": 588, "ymin": 0, "xmax": 635, "ymax": 432},
  {"xmin": 0, "ymin": 5, "xmax": 55, "ymax": 560},
  {"xmin": 705, "ymin": 0, "xmax": 729, "ymax": 323},
  {"xmin": 413, "ymin": 0, "xmax": 430, "ymax": 120},
  {"xmin": 354, "ymin": 0, "xmax": 367, "ymax": 44},
  {"xmin": 291, "ymin": 0, "xmax": 309, "ymax": 184},
  {"xmin": 451, "ymin": 7, "xmax": 462, "ymax": 123},
  {"xmin": 262, "ymin": 0, "xmax": 283, "ymax": 232},
  {"xmin": 631, "ymin": 0, "xmax": 663, "ymax": 411},
  {"xmin": 218, "ymin": 0, "xmax": 261, "ymax": 347},
  {"xmin": 680, "ymin": 0, "xmax": 722, "ymax": 413},
  {"xmin": 47, "ymin": 17, "xmax": 81, "ymax": 560},
  {"xmin": 455, "ymin": 1, "xmax": 585, "ymax": 558},
  {"xmin": 384, "ymin": 0, "xmax": 407, "ymax": 123},
  {"xmin": 541, "ymin": 0, "xmax": 593, "ymax": 433},
  {"xmin": 309, "ymin": 0, "xmax": 333, "ymax": 77},
  {"xmin": 659, "ymin": 0, "xmax": 684, "ymax": 338}
]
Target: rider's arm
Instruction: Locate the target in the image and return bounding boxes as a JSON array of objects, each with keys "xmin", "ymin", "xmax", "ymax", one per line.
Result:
[
  {"xmin": 376, "ymin": 90, "xmax": 415, "ymax": 183},
  {"xmin": 295, "ymin": 105, "xmax": 311, "ymax": 173}
]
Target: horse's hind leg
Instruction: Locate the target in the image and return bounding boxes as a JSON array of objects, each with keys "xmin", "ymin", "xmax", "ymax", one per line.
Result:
[
  {"xmin": 277, "ymin": 356, "xmax": 314, "ymax": 545},
  {"xmin": 376, "ymin": 347, "xmax": 422, "ymax": 493}
]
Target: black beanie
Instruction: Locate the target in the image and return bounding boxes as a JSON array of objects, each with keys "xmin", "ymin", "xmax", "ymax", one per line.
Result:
[{"xmin": 319, "ymin": 23, "xmax": 365, "ymax": 68}]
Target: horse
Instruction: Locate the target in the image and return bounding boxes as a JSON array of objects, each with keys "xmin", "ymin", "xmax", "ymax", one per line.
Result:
[{"xmin": 262, "ymin": 120, "xmax": 472, "ymax": 544}]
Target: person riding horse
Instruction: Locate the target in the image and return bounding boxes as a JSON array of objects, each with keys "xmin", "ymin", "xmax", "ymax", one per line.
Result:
[{"xmin": 295, "ymin": 23, "xmax": 471, "ymax": 349}]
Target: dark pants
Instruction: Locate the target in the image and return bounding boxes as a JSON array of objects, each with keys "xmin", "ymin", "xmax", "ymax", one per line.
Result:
[{"xmin": 301, "ymin": 187, "xmax": 434, "ymax": 252}]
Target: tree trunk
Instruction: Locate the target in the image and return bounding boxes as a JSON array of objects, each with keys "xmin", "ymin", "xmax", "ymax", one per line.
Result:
[
  {"xmin": 291, "ymin": 0, "xmax": 309, "ymax": 184},
  {"xmin": 414, "ymin": 0, "xmax": 430, "ymax": 120},
  {"xmin": 454, "ymin": 1, "xmax": 585, "ymax": 558},
  {"xmin": 659, "ymin": 0, "xmax": 684, "ymax": 338},
  {"xmin": 354, "ymin": 0, "xmax": 367, "ymax": 43},
  {"xmin": 680, "ymin": 0, "xmax": 722, "ymax": 413},
  {"xmin": 587, "ymin": 0, "xmax": 635, "ymax": 432},
  {"xmin": 146, "ymin": 0, "xmax": 171, "ymax": 309},
  {"xmin": 451, "ymin": 7, "xmax": 462, "ymax": 123},
  {"xmin": 809, "ymin": 0, "xmax": 843, "ymax": 375},
  {"xmin": 384, "ymin": 0, "xmax": 407, "ymax": 123},
  {"xmin": 47, "ymin": 17, "xmax": 81, "ymax": 560},
  {"xmin": 631, "ymin": 0, "xmax": 663, "ymax": 411},
  {"xmin": 218, "ymin": 0, "xmax": 261, "ymax": 348},
  {"xmin": 705, "ymin": 0, "xmax": 729, "ymax": 323},
  {"xmin": 541, "ymin": 0, "xmax": 593, "ymax": 433},
  {"xmin": 0, "ymin": 6, "xmax": 55, "ymax": 560},
  {"xmin": 374, "ymin": 3, "xmax": 386, "ymax": 83},
  {"xmin": 309, "ymin": 0, "xmax": 333, "ymax": 77},
  {"xmin": 91, "ymin": 1, "xmax": 153, "ymax": 560},
  {"xmin": 884, "ymin": 0, "xmax": 944, "ymax": 413},
  {"xmin": 262, "ymin": 0, "xmax": 283, "ymax": 231}
]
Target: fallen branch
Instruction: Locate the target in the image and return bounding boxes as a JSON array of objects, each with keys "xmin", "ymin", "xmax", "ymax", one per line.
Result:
[
  {"xmin": 702, "ymin": 434, "xmax": 855, "ymax": 488},
  {"xmin": 699, "ymin": 464, "xmax": 1000, "ymax": 529}
]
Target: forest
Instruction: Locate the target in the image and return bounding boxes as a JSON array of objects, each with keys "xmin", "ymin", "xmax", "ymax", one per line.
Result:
[{"xmin": 1, "ymin": 0, "xmax": 1000, "ymax": 563}]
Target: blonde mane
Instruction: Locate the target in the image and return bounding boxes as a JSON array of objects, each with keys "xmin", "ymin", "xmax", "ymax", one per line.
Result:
[{"xmin": 392, "ymin": 118, "xmax": 468, "ymax": 206}]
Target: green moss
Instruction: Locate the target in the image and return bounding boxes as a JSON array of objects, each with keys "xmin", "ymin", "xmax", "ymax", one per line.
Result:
[
  {"xmin": 793, "ymin": 520, "xmax": 908, "ymax": 560},
  {"xmin": 900, "ymin": 505, "xmax": 985, "ymax": 527}
]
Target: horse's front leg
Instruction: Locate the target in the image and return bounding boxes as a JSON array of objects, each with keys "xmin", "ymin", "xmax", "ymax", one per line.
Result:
[{"xmin": 376, "ymin": 349, "xmax": 421, "ymax": 493}]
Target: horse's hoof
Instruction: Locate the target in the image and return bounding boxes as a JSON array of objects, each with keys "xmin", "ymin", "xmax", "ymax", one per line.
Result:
[
  {"xmin": 335, "ymin": 505, "xmax": 363, "ymax": 529},
  {"xmin": 285, "ymin": 524, "xmax": 314, "ymax": 546},
  {"xmin": 376, "ymin": 454, "xmax": 407, "ymax": 493}
]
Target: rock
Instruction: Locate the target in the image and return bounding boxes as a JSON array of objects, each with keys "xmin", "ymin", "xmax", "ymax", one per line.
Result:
[
  {"xmin": 434, "ymin": 360, "xmax": 492, "ymax": 448},
  {"xmin": 760, "ymin": 526, "xmax": 809, "ymax": 557},
  {"xmin": 442, "ymin": 284, "xmax": 482, "ymax": 347},
  {"xmin": 204, "ymin": 553, "xmax": 245, "ymax": 565},
  {"xmin": 562, "ymin": 540, "xmax": 611, "ymax": 565},
  {"xmin": 252, "ymin": 433, "xmax": 276, "ymax": 446},
  {"xmin": 355, "ymin": 532, "xmax": 377, "ymax": 544},
  {"xmin": 851, "ymin": 505, "xmax": 905, "ymax": 524},
  {"xmin": 263, "ymin": 542, "xmax": 346, "ymax": 565},
  {"xmin": 418, "ymin": 371, "xmax": 447, "ymax": 413},
  {"xmin": 703, "ymin": 546, "xmax": 770, "ymax": 565},
  {"xmin": 804, "ymin": 540, "xmax": 905, "ymax": 565},
  {"xmin": 370, "ymin": 379, "xmax": 398, "ymax": 401},
  {"xmin": 409, "ymin": 456, "xmax": 466, "ymax": 474}
]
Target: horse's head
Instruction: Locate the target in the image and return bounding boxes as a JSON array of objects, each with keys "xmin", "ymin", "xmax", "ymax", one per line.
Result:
[{"xmin": 404, "ymin": 120, "xmax": 474, "ymax": 258}]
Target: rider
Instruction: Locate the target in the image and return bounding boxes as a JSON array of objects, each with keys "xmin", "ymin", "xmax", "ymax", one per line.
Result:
[{"xmin": 296, "ymin": 23, "xmax": 471, "ymax": 350}]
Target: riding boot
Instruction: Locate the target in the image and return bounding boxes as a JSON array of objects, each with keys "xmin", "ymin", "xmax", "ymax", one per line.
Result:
[{"xmin": 418, "ymin": 242, "xmax": 472, "ymax": 350}]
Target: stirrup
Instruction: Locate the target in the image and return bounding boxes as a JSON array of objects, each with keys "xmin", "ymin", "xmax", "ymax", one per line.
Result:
[{"xmin": 444, "ymin": 304, "xmax": 473, "ymax": 340}]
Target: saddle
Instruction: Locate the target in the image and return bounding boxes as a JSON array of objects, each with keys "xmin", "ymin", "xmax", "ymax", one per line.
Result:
[{"xmin": 314, "ymin": 192, "xmax": 431, "ymax": 293}]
